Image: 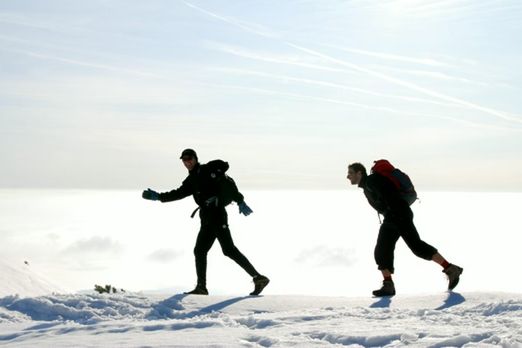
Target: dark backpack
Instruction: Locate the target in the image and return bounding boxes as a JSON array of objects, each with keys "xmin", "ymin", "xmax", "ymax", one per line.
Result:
[
  {"xmin": 371, "ymin": 159, "xmax": 417, "ymax": 205},
  {"xmin": 203, "ymin": 160, "xmax": 241, "ymax": 207}
]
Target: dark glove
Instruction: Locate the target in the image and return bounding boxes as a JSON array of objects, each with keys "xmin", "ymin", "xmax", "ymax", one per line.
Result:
[
  {"xmin": 238, "ymin": 201, "xmax": 253, "ymax": 216},
  {"xmin": 142, "ymin": 188, "xmax": 160, "ymax": 201}
]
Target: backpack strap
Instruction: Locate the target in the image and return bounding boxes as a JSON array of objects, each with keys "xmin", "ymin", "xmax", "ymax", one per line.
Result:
[{"xmin": 190, "ymin": 207, "xmax": 200, "ymax": 218}]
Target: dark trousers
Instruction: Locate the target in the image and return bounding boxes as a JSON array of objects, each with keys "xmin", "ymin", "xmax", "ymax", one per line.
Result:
[
  {"xmin": 194, "ymin": 207, "xmax": 259, "ymax": 286},
  {"xmin": 375, "ymin": 213, "xmax": 437, "ymax": 274}
]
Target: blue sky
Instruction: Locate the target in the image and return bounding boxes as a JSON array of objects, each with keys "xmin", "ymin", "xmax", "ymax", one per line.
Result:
[{"xmin": 1, "ymin": 0, "xmax": 521, "ymax": 191}]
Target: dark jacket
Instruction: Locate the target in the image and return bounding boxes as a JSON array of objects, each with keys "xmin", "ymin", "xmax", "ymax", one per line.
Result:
[
  {"xmin": 359, "ymin": 174, "xmax": 411, "ymax": 219},
  {"xmin": 159, "ymin": 161, "xmax": 244, "ymax": 207}
]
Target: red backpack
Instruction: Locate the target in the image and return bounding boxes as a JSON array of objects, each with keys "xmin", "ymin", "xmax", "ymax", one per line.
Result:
[{"xmin": 371, "ymin": 159, "xmax": 418, "ymax": 205}]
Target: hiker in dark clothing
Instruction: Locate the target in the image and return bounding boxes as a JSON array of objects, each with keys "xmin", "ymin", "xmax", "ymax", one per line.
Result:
[
  {"xmin": 347, "ymin": 162, "xmax": 463, "ymax": 297},
  {"xmin": 142, "ymin": 149, "xmax": 269, "ymax": 296}
]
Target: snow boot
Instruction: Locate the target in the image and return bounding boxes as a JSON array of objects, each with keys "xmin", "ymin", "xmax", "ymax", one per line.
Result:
[
  {"xmin": 184, "ymin": 285, "xmax": 208, "ymax": 295},
  {"xmin": 372, "ymin": 280, "xmax": 396, "ymax": 297},
  {"xmin": 443, "ymin": 264, "xmax": 463, "ymax": 290},
  {"xmin": 250, "ymin": 275, "xmax": 270, "ymax": 296}
]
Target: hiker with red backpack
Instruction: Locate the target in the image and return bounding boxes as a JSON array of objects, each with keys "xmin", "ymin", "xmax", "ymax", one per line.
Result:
[
  {"xmin": 142, "ymin": 149, "xmax": 269, "ymax": 296},
  {"xmin": 347, "ymin": 160, "xmax": 463, "ymax": 297}
]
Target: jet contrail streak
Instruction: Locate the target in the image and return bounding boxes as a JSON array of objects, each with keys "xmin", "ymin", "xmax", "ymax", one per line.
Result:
[
  {"xmin": 201, "ymin": 82, "xmax": 519, "ymax": 132},
  {"xmin": 286, "ymin": 43, "xmax": 522, "ymax": 125},
  {"xmin": 0, "ymin": 46, "xmax": 166, "ymax": 80},
  {"xmin": 184, "ymin": 1, "xmax": 522, "ymax": 126}
]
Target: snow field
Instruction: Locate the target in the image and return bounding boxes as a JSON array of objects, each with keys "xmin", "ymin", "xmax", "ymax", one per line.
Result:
[{"xmin": 0, "ymin": 292, "xmax": 520, "ymax": 347}]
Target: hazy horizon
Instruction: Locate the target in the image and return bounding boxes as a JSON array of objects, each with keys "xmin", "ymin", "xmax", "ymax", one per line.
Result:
[{"xmin": 1, "ymin": 189, "xmax": 519, "ymax": 295}]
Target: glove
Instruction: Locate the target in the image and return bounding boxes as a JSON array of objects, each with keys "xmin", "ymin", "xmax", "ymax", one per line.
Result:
[
  {"xmin": 142, "ymin": 188, "xmax": 160, "ymax": 201},
  {"xmin": 238, "ymin": 201, "xmax": 253, "ymax": 216}
]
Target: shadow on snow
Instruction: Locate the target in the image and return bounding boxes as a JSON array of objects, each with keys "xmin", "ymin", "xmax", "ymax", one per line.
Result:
[
  {"xmin": 435, "ymin": 291, "xmax": 466, "ymax": 310},
  {"xmin": 368, "ymin": 291, "xmax": 466, "ymax": 310},
  {"xmin": 147, "ymin": 293, "xmax": 252, "ymax": 320}
]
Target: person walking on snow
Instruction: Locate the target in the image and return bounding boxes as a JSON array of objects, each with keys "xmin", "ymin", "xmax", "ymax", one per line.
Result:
[
  {"xmin": 142, "ymin": 149, "xmax": 269, "ymax": 296},
  {"xmin": 347, "ymin": 162, "xmax": 463, "ymax": 297}
]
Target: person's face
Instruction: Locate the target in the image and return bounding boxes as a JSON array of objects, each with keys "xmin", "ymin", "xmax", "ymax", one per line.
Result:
[
  {"xmin": 347, "ymin": 167, "xmax": 362, "ymax": 185},
  {"xmin": 181, "ymin": 156, "xmax": 197, "ymax": 171}
]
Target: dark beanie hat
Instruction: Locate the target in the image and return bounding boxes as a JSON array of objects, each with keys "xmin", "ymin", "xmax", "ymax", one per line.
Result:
[{"xmin": 180, "ymin": 148, "xmax": 198, "ymax": 160}]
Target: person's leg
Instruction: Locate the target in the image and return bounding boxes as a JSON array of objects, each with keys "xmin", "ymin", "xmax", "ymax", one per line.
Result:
[
  {"xmin": 374, "ymin": 220, "xmax": 401, "ymax": 274},
  {"xmin": 432, "ymin": 252, "xmax": 449, "ymax": 267},
  {"xmin": 214, "ymin": 209, "xmax": 269, "ymax": 295},
  {"xmin": 193, "ymin": 225, "xmax": 216, "ymax": 289},
  {"xmin": 397, "ymin": 218, "xmax": 438, "ymax": 261},
  {"xmin": 398, "ymin": 217, "xmax": 463, "ymax": 290},
  {"xmin": 380, "ymin": 269, "xmax": 393, "ymax": 280},
  {"xmin": 216, "ymin": 222, "xmax": 260, "ymax": 277},
  {"xmin": 372, "ymin": 221, "xmax": 400, "ymax": 296}
]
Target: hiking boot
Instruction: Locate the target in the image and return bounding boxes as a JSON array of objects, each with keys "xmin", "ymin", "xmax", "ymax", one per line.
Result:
[
  {"xmin": 443, "ymin": 264, "xmax": 463, "ymax": 290},
  {"xmin": 184, "ymin": 285, "xmax": 208, "ymax": 295},
  {"xmin": 372, "ymin": 280, "xmax": 396, "ymax": 297},
  {"xmin": 250, "ymin": 275, "xmax": 270, "ymax": 296}
]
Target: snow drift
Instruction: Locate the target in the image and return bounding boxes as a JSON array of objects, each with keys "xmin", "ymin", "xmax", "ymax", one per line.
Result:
[
  {"xmin": 0, "ymin": 260, "xmax": 62, "ymax": 298},
  {"xmin": 0, "ymin": 290, "xmax": 521, "ymax": 347}
]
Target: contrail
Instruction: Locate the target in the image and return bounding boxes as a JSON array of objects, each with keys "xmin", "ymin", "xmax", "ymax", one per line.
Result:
[
  {"xmin": 184, "ymin": 2, "xmax": 276, "ymax": 38},
  {"xmin": 286, "ymin": 43, "xmax": 522, "ymax": 125},
  {"xmin": 184, "ymin": 1, "xmax": 522, "ymax": 126},
  {"xmin": 201, "ymin": 82, "xmax": 518, "ymax": 132},
  {"xmin": 0, "ymin": 46, "xmax": 166, "ymax": 80},
  {"xmin": 214, "ymin": 67, "xmax": 460, "ymax": 108},
  {"xmin": 321, "ymin": 45, "xmax": 452, "ymax": 68},
  {"xmin": 208, "ymin": 43, "xmax": 353, "ymax": 74}
]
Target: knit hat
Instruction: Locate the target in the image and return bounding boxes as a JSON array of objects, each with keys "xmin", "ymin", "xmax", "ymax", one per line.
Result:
[{"xmin": 180, "ymin": 148, "xmax": 198, "ymax": 160}]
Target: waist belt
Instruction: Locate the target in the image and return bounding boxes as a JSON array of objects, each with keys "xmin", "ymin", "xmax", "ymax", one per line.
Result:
[{"xmin": 191, "ymin": 196, "xmax": 219, "ymax": 218}]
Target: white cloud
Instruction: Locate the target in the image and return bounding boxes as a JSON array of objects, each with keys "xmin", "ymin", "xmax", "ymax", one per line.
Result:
[
  {"xmin": 295, "ymin": 246, "xmax": 357, "ymax": 268},
  {"xmin": 61, "ymin": 237, "xmax": 123, "ymax": 255},
  {"xmin": 147, "ymin": 249, "xmax": 183, "ymax": 263}
]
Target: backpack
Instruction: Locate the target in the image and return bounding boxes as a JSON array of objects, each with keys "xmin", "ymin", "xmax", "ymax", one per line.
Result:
[
  {"xmin": 203, "ymin": 160, "xmax": 241, "ymax": 207},
  {"xmin": 371, "ymin": 159, "xmax": 417, "ymax": 205}
]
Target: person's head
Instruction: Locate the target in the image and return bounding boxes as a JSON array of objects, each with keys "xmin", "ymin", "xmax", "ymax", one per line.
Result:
[
  {"xmin": 180, "ymin": 148, "xmax": 198, "ymax": 171},
  {"xmin": 347, "ymin": 162, "xmax": 367, "ymax": 185}
]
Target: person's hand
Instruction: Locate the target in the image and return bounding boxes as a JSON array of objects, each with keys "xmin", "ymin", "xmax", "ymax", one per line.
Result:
[
  {"xmin": 142, "ymin": 188, "xmax": 160, "ymax": 201},
  {"xmin": 238, "ymin": 201, "xmax": 253, "ymax": 216}
]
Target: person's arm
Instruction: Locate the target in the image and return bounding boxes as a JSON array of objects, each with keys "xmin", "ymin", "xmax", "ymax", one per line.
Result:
[
  {"xmin": 158, "ymin": 178, "xmax": 193, "ymax": 202},
  {"xmin": 233, "ymin": 185, "xmax": 252, "ymax": 216},
  {"xmin": 231, "ymin": 181, "xmax": 245, "ymax": 205}
]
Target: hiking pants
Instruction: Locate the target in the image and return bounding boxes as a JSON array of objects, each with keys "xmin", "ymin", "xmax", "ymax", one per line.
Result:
[
  {"xmin": 194, "ymin": 207, "xmax": 259, "ymax": 286},
  {"xmin": 374, "ymin": 213, "xmax": 437, "ymax": 273}
]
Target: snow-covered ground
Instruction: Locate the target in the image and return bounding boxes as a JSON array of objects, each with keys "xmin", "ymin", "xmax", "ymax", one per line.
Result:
[
  {"xmin": 0, "ymin": 252, "xmax": 521, "ymax": 347},
  {"xmin": 0, "ymin": 261, "xmax": 61, "ymax": 299},
  {"xmin": 1, "ymin": 284, "xmax": 521, "ymax": 347},
  {"xmin": 1, "ymin": 190, "xmax": 521, "ymax": 346}
]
